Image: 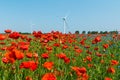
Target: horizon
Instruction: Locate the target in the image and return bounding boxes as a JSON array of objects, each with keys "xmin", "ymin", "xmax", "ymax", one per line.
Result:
[
  {"xmin": 0, "ymin": 0, "xmax": 120, "ymax": 33},
  {"xmin": 1, "ymin": 29, "xmax": 119, "ymax": 34}
]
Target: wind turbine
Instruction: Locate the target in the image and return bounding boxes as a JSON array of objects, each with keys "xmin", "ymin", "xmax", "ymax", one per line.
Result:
[
  {"xmin": 62, "ymin": 16, "xmax": 68, "ymax": 34},
  {"xmin": 30, "ymin": 23, "xmax": 35, "ymax": 34}
]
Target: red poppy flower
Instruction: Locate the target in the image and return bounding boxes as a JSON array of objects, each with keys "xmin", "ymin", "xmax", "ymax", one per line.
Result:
[
  {"xmin": 30, "ymin": 61, "xmax": 38, "ymax": 71},
  {"xmin": 20, "ymin": 61, "xmax": 31, "ymax": 69},
  {"xmin": 41, "ymin": 53, "xmax": 49, "ymax": 59},
  {"xmin": 18, "ymin": 41, "xmax": 29, "ymax": 46},
  {"xmin": 4, "ymin": 51, "xmax": 16, "ymax": 63},
  {"xmin": 94, "ymin": 47, "xmax": 99, "ymax": 50},
  {"xmin": 104, "ymin": 77, "xmax": 112, "ymax": 80},
  {"xmin": 42, "ymin": 73, "xmax": 57, "ymax": 80},
  {"xmin": 86, "ymin": 56, "xmax": 92, "ymax": 62},
  {"xmin": 43, "ymin": 62, "xmax": 54, "ymax": 70},
  {"xmin": 2, "ymin": 57, "xmax": 9, "ymax": 63},
  {"xmin": 4, "ymin": 49, "xmax": 24, "ymax": 62},
  {"xmin": 7, "ymin": 45, "xmax": 16, "ymax": 51},
  {"xmin": 88, "ymin": 64, "xmax": 93, "ymax": 68},
  {"xmin": 33, "ymin": 53, "xmax": 38, "ymax": 58},
  {"xmin": 0, "ymin": 42, "xmax": 5, "ymax": 45},
  {"xmin": 14, "ymin": 49, "xmax": 24, "ymax": 60},
  {"xmin": 71, "ymin": 66, "xmax": 87, "ymax": 77},
  {"xmin": 56, "ymin": 53, "xmax": 66, "ymax": 59},
  {"xmin": 9, "ymin": 32, "xmax": 20, "ymax": 39},
  {"xmin": 85, "ymin": 45, "xmax": 90, "ymax": 48},
  {"xmin": 59, "ymin": 39, "xmax": 65, "ymax": 44},
  {"xmin": 0, "ymin": 34, "xmax": 6, "ymax": 40},
  {"xmin": 79, "ymin": 67, "xmax": 87, "ymax": 74},
  {"xmin": 80, "ymin": 39, "xmax": 85, "ymax": 45},
  {"xmin": 96, "ymin": 52, "xmax": 102, "ymax": 57},
  {"xmin": 72, "ymin": 66, "xmax": 82, "ymax": 76},
  {"xmin": 111, "ymin": 60, "xmax": 119, "ymax": 66},
  {"xmin": 92, "ymin": 36, "xmax": 101, "ymax": 44},
  {"xmin": 20, "ymin": 61, "xmax": 37, "ymax": 71},
  {"xmin": 72, "ymin": 66, "xmax": 86, "ymax": 73},
  {"xmin": 20, "ymin": 45, "xmax": 29, "ymax": 50},
  {"xmin": 107, "ymin": 67, "xmax": 115, "ymax": 74},
  {"xmin": 4, "ymin": 29, "xmax": 12, "ymax": 33},
  {"xmin": 46, "ymin": 46, "xmax": 52, "ymax": 51},
  {"xmin": 63, "ymin": 57, "xmax": 70, "ymax": 64},
  {"xmin": 11, "ymin": 42, "xmax": 18, "ymax": 46},
  {"xmin": 26, "ymin": 76, "xmax": 32, "ymax": 80},
  {"xmin": 53, "ymin": 43, "xmax": 60, "ymax": 47},
  {"xmin": 74, "ymin": 46, "xmax": 79, "ymax": 49},
  {"xmin": 33, "ymin": 31, "xmax": 42, "ymax": 38},
  {"xmin": 71, "ymin": 66, "xmax": 79, "ymax": 72},
  {"xmin": 68, "ymin": 39, "xmax": 74, "ymax": 43},
  {"xmin": 75, "ymin": 49, "xmax": 82, "ymax": 53},
  {"xmin": 20, "ymin": 35, "xmax": 27, "ymax": 39},
  {"xmin": 1, "ymin": 46, "xmax": 7, "ymax": 51},
  {"xmin": 100, "ymin": 60, "xmax": 104, "ymax": 64},
  {"xmin": 53, "ymin": 34, "xmax": 59, "ymax": 39},
  {"xmin": 103, "ymin": 44, "xmax": 109, "ymax": 49},
  {"xmin": 112, "ymin": 34, "xmax": 117, "ymax": 39},
  {"xmin": 92, "ymin": 40, "xmax": 97, "ymax": 44},
  {"xmin": 94, "ymin": 36, "xmax": 101, "ymax": 43},
  {"xmin": 81, "ymin": 73, "xmax": 89, "ymax": 80},
  {"xmin": 62, "ymin": 45, "xmax": 68, "ymax": 49},
  {"xmin": 26, "ymin": 53, "xmax": 33, "ymax": 58},
  {"xmin": 86, "ymin": 50, "xmax": 92, "ymax": 55}
]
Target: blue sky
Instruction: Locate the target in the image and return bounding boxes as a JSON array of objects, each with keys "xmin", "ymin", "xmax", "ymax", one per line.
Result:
[{"xmin": 0, "ymin": 0, "xmax": 120, "ymax": 33}]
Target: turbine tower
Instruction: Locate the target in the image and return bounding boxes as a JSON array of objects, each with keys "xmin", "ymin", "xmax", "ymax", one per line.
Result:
[
  {"xmin": 62, "ymin": 16, "xmax": 68, "ymax": 34},
  {"xmin": 30, "ymin": 23, "xmax": 35, "ymax": 34}
]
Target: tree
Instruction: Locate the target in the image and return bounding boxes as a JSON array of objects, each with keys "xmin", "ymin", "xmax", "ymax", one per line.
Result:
[
  {"xmin": 82, "ymin": 31, "xmax": 86, "ymax": 34},
  {"xmin": 75, "ymin": 31, "xmax": 79, "ymax": 34},
  {"xmin": 100, "ymin": 31, "xmax": 103, "ymax": 34},
  {"xmin": 88, "ymin": 31, "xmax": 91, "ymax": 34}
]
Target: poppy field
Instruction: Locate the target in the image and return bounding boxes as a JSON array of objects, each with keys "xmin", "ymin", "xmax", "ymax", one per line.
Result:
[{"xmin": 0, "ymin": 29, "xmax": 120, "ymax": 80}]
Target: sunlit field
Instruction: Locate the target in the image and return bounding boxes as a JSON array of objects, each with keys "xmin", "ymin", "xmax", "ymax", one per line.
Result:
[{"xmin": 0, "ymin": 29, "xmax": 120, "ymax": 80}]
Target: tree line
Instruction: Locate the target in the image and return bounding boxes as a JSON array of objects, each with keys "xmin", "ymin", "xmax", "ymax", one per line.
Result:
[{"xmin": 75, "ymin": 31, "xmax": 118, "ymax": 34}]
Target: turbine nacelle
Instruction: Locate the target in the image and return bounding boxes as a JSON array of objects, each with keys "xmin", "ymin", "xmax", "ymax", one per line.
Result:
[
  {"xmin": 62, "ymin": 17, "xmax": 66, "ymax": 21},
  {"xmin": 62, "ymin": 16, "xmax": 68, "ymax": 34}
]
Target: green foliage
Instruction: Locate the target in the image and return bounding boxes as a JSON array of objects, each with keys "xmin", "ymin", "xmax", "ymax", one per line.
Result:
[{"xmin": 0, "ymin": 31, "xmax": 120, "ymax": 80}]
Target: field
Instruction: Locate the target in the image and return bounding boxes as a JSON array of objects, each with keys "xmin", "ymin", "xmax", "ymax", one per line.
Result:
[{"xmin": 0, "ymin": 30, "xmax": 120, "ymax": 80}]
